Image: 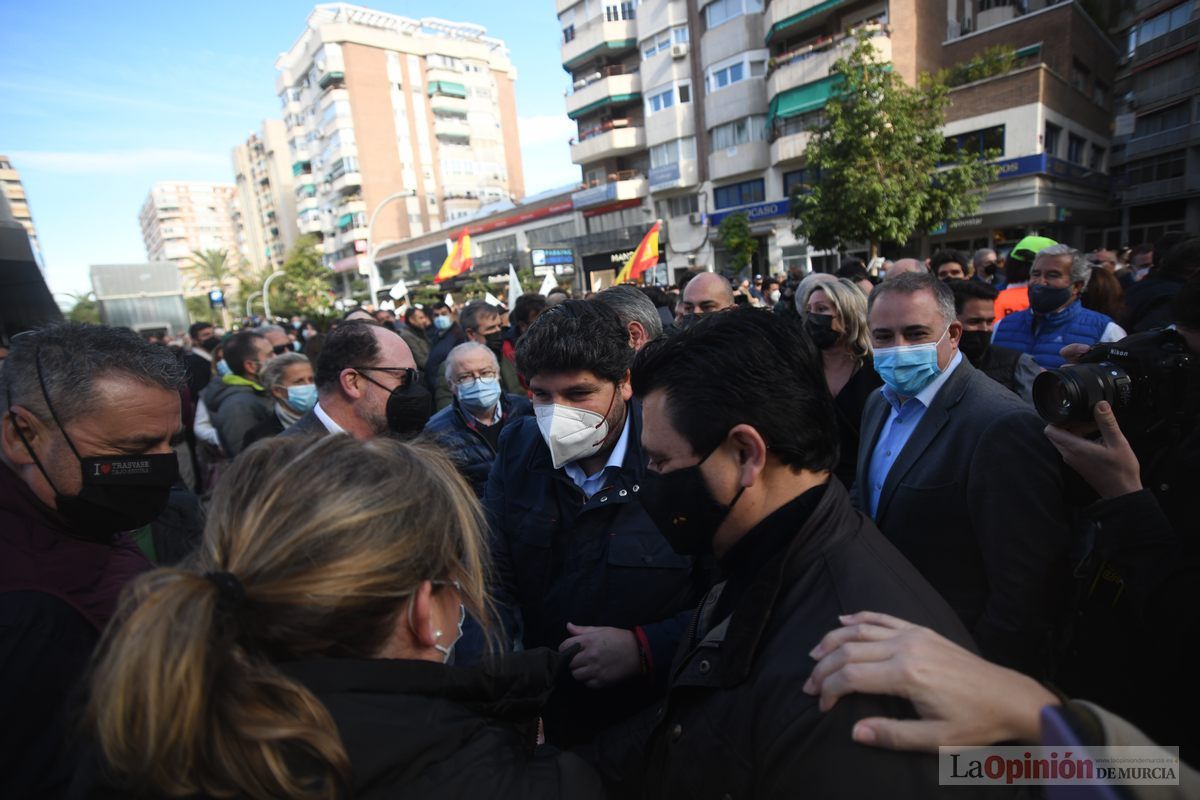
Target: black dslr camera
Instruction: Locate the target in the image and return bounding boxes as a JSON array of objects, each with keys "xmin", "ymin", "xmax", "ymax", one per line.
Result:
[{"xmin": 1034, "ymin": 329, "xmax": 1199, "ymax": 439}]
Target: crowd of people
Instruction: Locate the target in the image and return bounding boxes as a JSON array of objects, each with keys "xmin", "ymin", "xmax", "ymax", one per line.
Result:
[{"xmin": 1, "ymin": 233, "xmax": 1198, "ymax": 799}]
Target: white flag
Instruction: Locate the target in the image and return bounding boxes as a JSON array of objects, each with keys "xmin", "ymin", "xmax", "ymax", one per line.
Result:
[
  {"xmin": 389, "ymin": 278, "xmax": 409, "ymax": 300},
  {"xmin": 444, "ymin": 292, "xmax": 455, "ymax": 308},
  {"xmin": 508, "ymin": 264, "xmax": 522, "ymax": 306},
  {"xmin": 538, "ymin": 272, "xmax": 557, "ymax": 296},
  {"xmin": 484, "ymin": 291, "xmax": 503, "ymax": 308}
]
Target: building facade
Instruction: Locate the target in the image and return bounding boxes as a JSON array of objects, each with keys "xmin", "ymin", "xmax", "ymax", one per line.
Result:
[
  {"xmin": 138, "ymin": 182, "xmax": 240, "ymax": 276},
  {"xmin": 1109, "ymin": 0, "xmax": 1200, "ymax": 249},
  {"xmin": 555, "ymin": 0, "xmax": 1119, "ymax": 284},
  {"xmin": 232, "ymin": 119, "xmax": 300, "ymax": 273},
  {"xmin": 0, "ymin": 155, "xmax": 43, "ymax": 269},
  {"xmin": 274, "ymin": 3, "xmax": 526, "ymax": 282}
]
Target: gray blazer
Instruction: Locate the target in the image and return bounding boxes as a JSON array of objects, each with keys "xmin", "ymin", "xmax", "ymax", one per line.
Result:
[
  {"xmin": 280, "ymin": 409, "xmax": 333, "ymax": 438},
  {"xmin": 854, "ymin": 357, "xmax": 1072, "ymax": 676}
]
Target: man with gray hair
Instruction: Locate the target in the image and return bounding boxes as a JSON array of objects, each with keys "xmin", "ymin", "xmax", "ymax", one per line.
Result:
[
  {"xmin": 0, "ymin": 323, "xmax": 184, "ymax": 796},
  {"xmin": 972, "ymin": 247, "xmax": 1000, "ymax": 284},
  {"xmin": 883, "ymin": 257, "xmax": 927, "ymax": 280},
  {"xmin": 255, "ymin": 323, "xmax": 293, "ymax": 355},
  {"xmin": 857, "ymin": 272, "xmax": 1071, "ymax": 677},
  {"xmin": 992, "ymin": 243, "xmax": 1126, "ymax": 368},
  {"xmin": 423, "ymin": 341, "xmax": 532, "ymax": 496},
  {"xmin": 595, "ymin": 285, "xmax": 663, "ymax": 350}
]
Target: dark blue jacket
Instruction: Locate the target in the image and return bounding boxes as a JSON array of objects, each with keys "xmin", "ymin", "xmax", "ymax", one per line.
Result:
[
  {"xmin": 992, "ymin": 299, "xmax": 1114, "ymax": 369},
  {"xmin": 423, "ymin": 393, "xmax": 533, "ymax": 497},
  {"xmin": 483, "ymin": 401, "xmax": 710, "ymax": 746}
]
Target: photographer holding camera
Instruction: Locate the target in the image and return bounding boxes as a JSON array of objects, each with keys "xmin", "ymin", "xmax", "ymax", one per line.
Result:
[{"xmin": 1036, "ymin": 271, "xmax": 1200, "ymax": 760}]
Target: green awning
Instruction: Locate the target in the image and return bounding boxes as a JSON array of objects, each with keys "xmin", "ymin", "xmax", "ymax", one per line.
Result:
[
  {"xmin": 337, "ymin": 213, "xmax": 355, "ymax": 228},
  {"xmin": 766, "ymin": 74, "xmax": 841, "ymax": 128},
  {"xmin": 765, "ymin": 0, "xmax": 847, "ymax": 44},
  {"xmin": 562, "ymin": 39, "xmax": 637, "ymax": 72},
  {"xmin": 291, "ymin": 160, "xmax": 311, "ymax": 176},
  {"xmin": 1014, "ymin": 43, "xmax": 1042, "ymax": 59},
  {"xmin": 318, "ymin": 70, "xmax": 345, "ymax": 89},
  {"xmin": 567, "ymin": 92, "xmax": 642, "ymax": 120},
  {"xmin": 427, "ymin": 80, "xmax": 467, "ymax": 98}
]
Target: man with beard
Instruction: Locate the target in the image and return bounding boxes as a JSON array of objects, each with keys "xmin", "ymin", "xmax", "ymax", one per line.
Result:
[{"xmin": 950, "ymin": 279, "xmax": 1041, "ymax": 405}]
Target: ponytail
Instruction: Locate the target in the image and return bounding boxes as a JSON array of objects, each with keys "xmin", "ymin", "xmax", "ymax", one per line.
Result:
[{"xmin": 86, "ymin": 569, "xmax": 349, "ymax": 799}]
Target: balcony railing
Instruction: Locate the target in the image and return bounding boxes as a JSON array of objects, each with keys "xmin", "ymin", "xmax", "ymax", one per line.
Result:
[
  {"xmin": 1123, "ymin": 122, "xmax": 1200, "ymax": 159},
  {"xmin": 1133, "ymin": 73, "xmax": 1200, "ymax": 109},
  {"xmin": 1134, "ymin": 18, "xmax": 1200, "ymax": 63}
]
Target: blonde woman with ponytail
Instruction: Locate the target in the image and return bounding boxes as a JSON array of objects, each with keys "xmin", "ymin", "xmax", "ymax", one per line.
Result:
[{"xmin": 75, "ymin": 435, "xmax": 603, "ymax": 799}]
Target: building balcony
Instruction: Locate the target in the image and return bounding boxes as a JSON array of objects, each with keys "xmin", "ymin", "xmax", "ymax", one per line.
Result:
[
  {"xmin": 765, "ymin": 0, "xmax": 850, "ymax": 45},
  {"xmin": 566, "ymin": 67, "xmax": 641, "ymax": 119},
  {"xmin": 1117, "ymin": 173, "xmax": 1200, "ymax": 205},
  {"xmin": 430, "ymin": 94, "xmax": 469, "ymax": 117},
  {"xmin": 1122, "ymin": 122, "xmax": 1200, "ymax": 160},
  {"xmin": 298, "ymin": 196, "xmax": 320, "ymax": 214},
  {"xmin": 709, "ymin": 139, "xmax": 770, "ymax": 182},
  {"xmin": 338, "ymin": 225, "xmax": 369, "ymax": 246},
  {"xmin": 337, "ymin": 199, "xmax": 366, "ymax": 217},
  {"xmin": 426, "ymin": 66, "xmax": 463, "ymax": 86},
  {"xmin": 571, "ymin": 171, "xmax": 648, "ymax": 209},
  {"xmin": 569, "ymin": 123, "xmax": 646, "ymax": 165},
  {"xmin": 770, "ymin": 129, "xmax": 813, "ymax": 165},
  {"xmin": 427, "ymin": 78, "xmax": 468, "ymax": 99},
  {"xmin": 555, "ymin": 0, "xmax": 575, "ymax": 14},
  {"xmin": 1133, "ymin": 73, "xmax": 1200, "ymax": 110},
  {"xmin": 767, "ymin": 24, "xmax": 888, "ymax": 100},
  {"xmin": 562, "ymin": 17, "xmax": 637, "ymax": 72},
  {"xmin": 647, "ymin": 159, "xmax": 700, "ymax": 192},
  {"xmin": 434, "ymin": 117, "xmax": 472, "ymax": 141},
  {"xmin": 330, "ymin": 171, "xmax": 362, "ymax": 194},
  {"xmin": 1133, "ymin": 18, "xmax": 1200, "ymax": 65},
  {"xmin": 300, "ymin": 217, "xmax": 324, "ymax": 235},
  {"xmin": 318, "ymin": 69, "xmax": 345, "ymax": 90},
  {"xmin": 705, "ymin": 76, "xmax": 768, "ymax": 130}
]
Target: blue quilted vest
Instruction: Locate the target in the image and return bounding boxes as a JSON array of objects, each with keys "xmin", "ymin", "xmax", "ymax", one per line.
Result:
[{"xmin": 991, "ymin": 300, "xmax": 1113, "ymax": 369}]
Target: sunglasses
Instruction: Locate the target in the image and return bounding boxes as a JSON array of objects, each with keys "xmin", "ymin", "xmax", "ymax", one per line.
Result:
[{"xmin": 272, "ymin": 343, "xmax": 290, "ymax": 355}]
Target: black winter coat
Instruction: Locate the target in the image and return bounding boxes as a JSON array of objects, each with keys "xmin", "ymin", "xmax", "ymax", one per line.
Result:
[
  {"xmin": 423, "ymin": 393, "xmax": 533, "ymax": 496},
  {"xmin": 593, "ymin": 479, "xmax": 1012, "ymax": 800},
  {"xmin": 483, "ymin": 402, "xmax": 710, "ymax": 746}
]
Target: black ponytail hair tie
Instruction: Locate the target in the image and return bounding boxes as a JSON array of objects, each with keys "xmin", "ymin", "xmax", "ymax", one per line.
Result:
[{"xmin": 205, "ymin": 570, "xmax": 246, "ymax": 613}]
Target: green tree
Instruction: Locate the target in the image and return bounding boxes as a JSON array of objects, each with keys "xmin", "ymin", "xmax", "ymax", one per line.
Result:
[
  {"xmin": 718, "ymin": 213, "xmax": 757, "ymax": 278},
  {"xmin": 268, "ymin": 235, "xmax": 335, "ymax": 321},
  {"xmin": 792, "ymin": 32, "xmax": 1000, "ymax": 257},
  {"xmin": 65, "ymin": 292, "xmax": 101, "ymax": 324},
  {"xmin": 186, "ymin": 248, "xmax": 237, "ymax": 291}
]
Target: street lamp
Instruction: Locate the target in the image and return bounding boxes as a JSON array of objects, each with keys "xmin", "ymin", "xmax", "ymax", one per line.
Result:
[
  {"xmin": 245, "ymin": 291, "xmax": 263, "ymax": 319},
  {"xmin": 261, "ymin": 270, "xmax": 286, "ymax": 320},
  {"xmin": 365, "ymin": 190, "xmax": 417, "ymax": 306}
]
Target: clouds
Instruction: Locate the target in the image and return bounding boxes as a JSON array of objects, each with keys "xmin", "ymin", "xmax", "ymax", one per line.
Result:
[
  {"xmin": 5, "ymin": 149, "xmax": 229, "ymax": 175},
  {"xmin": 517, "ymin": 115, "xmax": 579, "ymax": 194}
]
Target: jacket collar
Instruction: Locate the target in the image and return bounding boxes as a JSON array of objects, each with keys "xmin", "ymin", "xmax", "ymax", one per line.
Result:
[{"xmin": 221, "ymin": 373, "xmax": 264, "ymax": 392}]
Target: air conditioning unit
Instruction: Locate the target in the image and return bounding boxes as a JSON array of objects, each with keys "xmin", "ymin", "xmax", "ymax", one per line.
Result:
[
  {"xmin": 688, "ymin": 212, "xmax": 703, "ymax": 225},
  {"xmin": 671, "ymin": 43, "xmax": 689, "ymax": 59},
  {"xmin": 572, "ymin": 78, "xmax": 588, "ymax": 90}
]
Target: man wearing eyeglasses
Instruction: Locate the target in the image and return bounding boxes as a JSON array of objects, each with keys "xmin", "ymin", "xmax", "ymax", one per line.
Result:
[
  {"xmin": 283, "ymin": 321, "xmax": 428, "ymax": 440},
  {"xmin": 432, "ymin": 302, "xmax": 522, "ymax": 411},
  {"xmin": 423, "ymin": 342, "xmax": 532, "ymax": 497}
]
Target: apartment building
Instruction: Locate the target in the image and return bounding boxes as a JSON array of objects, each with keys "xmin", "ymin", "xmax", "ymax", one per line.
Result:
[
  {"xmin": 232, "ymin": 119, "xmax": 300, "ymax": 273},
  {"xmin": 0, "ymin": 155, "xmax": 43, "ymax": 268},
  {"xmin": 1109, "ymin": 0, "xmax": 1200, "ymax": 248},
  {"xmin": 275, "ymin": 3, "xmax": 526, "ymax": 282},
  {"xmin": 556, "ymin": 0, "xmax": 1118, "ymax": 283},
  {"xmin": 138, "ymin": 182, "xmax": 240, "ymax": 273}
]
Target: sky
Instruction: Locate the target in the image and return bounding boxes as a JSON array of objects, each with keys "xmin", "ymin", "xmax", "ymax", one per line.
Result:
[{"xmin": 0, "ymin": 0, "xmax": 578, "ymax": 300}]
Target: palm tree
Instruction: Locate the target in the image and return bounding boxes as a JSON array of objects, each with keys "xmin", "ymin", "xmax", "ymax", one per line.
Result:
[{"xmin": 186, "ymin": 248, "xmax": 233, "ymax": 291}]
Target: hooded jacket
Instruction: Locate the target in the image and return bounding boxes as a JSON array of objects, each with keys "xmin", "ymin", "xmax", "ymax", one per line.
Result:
[{"xmin": 202, "ymin": 374, "xmax": 272, "ymax": 457}]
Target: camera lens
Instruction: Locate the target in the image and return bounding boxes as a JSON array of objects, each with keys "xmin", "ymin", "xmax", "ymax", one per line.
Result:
[{"xmin": 1033, "ymin": 362, "xmax": 1132, "ymax": 424}]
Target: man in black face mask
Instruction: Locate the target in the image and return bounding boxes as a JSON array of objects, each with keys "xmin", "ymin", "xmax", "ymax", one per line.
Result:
[
  {"xmin": 950, "ymin": 279, "xmax": 1041, "ymax": 405},
  {"xmin": 432, "ymin": 302, "xmax": 521, "ymax": 411},
  {"xmin": 593, "ymin": 308, "xmax": 985, "ymax": 799},
  {"xmin": 283, "ymin": 320, "xmax": 430, "ymax": 440},
  {"xmin": 0, "ymin": 322, "xmax": 184, "ymax": 797}
]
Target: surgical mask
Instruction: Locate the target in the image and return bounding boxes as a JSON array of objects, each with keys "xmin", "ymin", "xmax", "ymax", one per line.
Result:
[
  {"xmin": 958, "ymin": 330, "xmax": 992, "ymax": 365},
  {"xmin": 216, "ymin": 359, "xmax": 231, "ymax": 378},
  {"xmin": 1028, "ymin": 284, "xmax": 1073, "ymax": 315},
  {"xmin": 769, "ymin": 290, "xmax": 781, "ymax": 303},
  {"xmin": 8, "ymin": 349, "xmax": 177, "ymax": 540},
  {"xmin": 433, "ymin": 315, "xmax": 452, "ymax": 332},
  {"xmin": 534, "ymin": 387, "xmax": 619, "ymax": 469},
  {"xmin": 803, "ymin": 313, "xmax": 840, "ymax": 350},
  {"xmin": 638, "ymin": 440, "xmax": 744, "ymax": 556},
  {"xmin": 458, "ymin": 377, "xmax": 502, "ymax": 415},
  {"xmin": 286, "ymin": 384, "xmax": 318, "ymax": 414},
  {"xmin": 873, "ymin": 326, "xmax": 949, "ymax": 397}
]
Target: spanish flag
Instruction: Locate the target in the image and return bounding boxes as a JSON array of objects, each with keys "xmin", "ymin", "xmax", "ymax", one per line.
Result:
[
  {"xmin": 434, "ymin": 229, "xmax": 473, "ymax": 283},
  {"xmin": 614, "ymin": 220, "xmax": 661, "ymax": 284}
]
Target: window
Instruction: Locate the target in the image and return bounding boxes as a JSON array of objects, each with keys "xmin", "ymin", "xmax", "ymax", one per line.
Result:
[
  {"xmin": 655, "ymin": 194, "xmax": 700, "ymax": 219},
  {"xmin": 1133, "ymin": 102, "xmax": 1191, "ymax": 138},
  {"xmin": 1070, "ymin": 60, "xmax": 1090, "ymax": 94},
  {"xmin": 705, "ymin": 0, "xmax": 763, "ymax": 30},
  {"xmin": 563, "ymin": 25, "xmax": 575, "ymax": 43},
  {"xmin": 1089, "ymin": 144, "xmax": 1106, "ymax": 172},
  {"xmin": 1044, "ymin": 122, "xmax": 1061, "ymax": 156},
  {"xmin": 1067, "ymin": 133, "xmax": 1086, "ymax": 165},
  {"xmin": 678, "ymin": 83, "xmax": 691, "ymax": 103},
  {"xmin": 1093, "ymin": 80, "xmax": 1109, "ymax": 108},
  {"xmin": 783, "ymin": 168, "xmax": 819, "ymax": 196},
  {"xmin": 944, "ymin": 125, "xmax": 1005, "ymax": 158},
  {"xmin": 706, "ymin": 52, "xmax": 768, "ymax": 93},
  {"xmin": 606, "ymin": 2, "xmax": 635, "ymax": 21},
  {"xmin": 1120, "ymin": 150, "xmax": 1186, "ymax": 185},
  {"xmin": 713, "ymin": 179, "xmax": 765, "ymax": 209},
  {"xmin": 1135, "ymin": 4, "xmax": 1195, "ymax": 49},
  {"xmin": 649, "ymin": 137, "xmax": 697, "ymax": 168},
  {"xmin": 647, "ymin": 87, "xmax": 675, "ymax": 113},
  {"xmin": 710, "ymin": 115, "xmax": 767, "ymax": 150}
]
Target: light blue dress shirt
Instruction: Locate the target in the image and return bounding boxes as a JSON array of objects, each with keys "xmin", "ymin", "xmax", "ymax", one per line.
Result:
[
  {"xmin": 866, "ymin": 351, "xmax": 963, "ymax": 519},
  {"xmin": 563, "ymin": 412, "xmax": 631, "ymax": 498}
]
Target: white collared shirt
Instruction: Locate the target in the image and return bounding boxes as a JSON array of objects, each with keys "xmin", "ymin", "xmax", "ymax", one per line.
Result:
[
  {"xmin": 313, "ymin": 401, "xmax": 346, "ymax": 434},
  {"xmin": 563, "ymin": 412, "xmax": 631, "ymax": 498},
  {"xmin": 190, "ymin": 346, "xmax": 213, "ymax": 363}
]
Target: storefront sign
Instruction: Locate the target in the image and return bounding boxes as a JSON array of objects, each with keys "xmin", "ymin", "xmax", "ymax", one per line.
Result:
[
  {"xmin": 649, "ymin": 162, "xmax": 681, "ymax": 190},
  {"xmin": 572, "ymin": 182, "xmax": 617, "ymax": 209},
  {"xmin": 707, "ymin": 198, "xmax": 791, "ymax": 227},
  {"xmin": 532, "ymin": 247, "xmax": 574, "ymax": 266}
]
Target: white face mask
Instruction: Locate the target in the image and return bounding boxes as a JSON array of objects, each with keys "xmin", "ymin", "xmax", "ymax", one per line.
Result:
[
  {"xmin": 535, "ymin": 403, "xmax": 611, "ymax": 469},
  {"xmin": 769, "ymin": 289, "xmax": 781, "ymax": 303}
]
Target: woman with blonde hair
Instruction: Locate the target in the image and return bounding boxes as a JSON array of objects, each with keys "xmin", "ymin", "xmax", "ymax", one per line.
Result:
[
  {"xmin": 799, "ymin": 277, "xmax": 883, "ymax": 488},
  {"xmin": 75, "ymin": 435, "xmax": 602, "ymax": 799}
]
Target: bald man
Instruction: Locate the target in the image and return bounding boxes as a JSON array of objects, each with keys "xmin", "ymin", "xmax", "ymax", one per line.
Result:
[
  {"xmin": 884, "ymin": 258, "xmax": 927, "ymax": 280},
  {"xmin": 681, "ymin": 272, "xmax": 735, "ymax": 315}
]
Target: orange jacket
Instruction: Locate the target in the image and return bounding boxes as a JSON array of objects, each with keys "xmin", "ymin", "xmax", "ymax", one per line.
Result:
[{"xmin": 994, "ymin": 284, "xmax": 1029, "ymax": 322}]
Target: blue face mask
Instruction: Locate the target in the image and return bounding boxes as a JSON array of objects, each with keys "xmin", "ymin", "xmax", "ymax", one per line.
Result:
[
  {"xmin": 433, "ymin": 315, "xmax": 452, "ymax": 332},
  {"xmin": 873, "ymin": 326, "xmax": 949, "ymax": 397},
  {"xmin": 286, "ymin": 384, "xmax": 318, "ymax": 414},
  {"xmin": 216, "ymin": 359, "xmax": 232, "ymax": 378},
  {"xmin": 457, "ymin": 377, "xmax": 502, "ymax": 415}
]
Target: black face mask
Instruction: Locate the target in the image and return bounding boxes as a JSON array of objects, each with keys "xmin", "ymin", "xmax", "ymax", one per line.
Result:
[
  {"xmin": 199, "ymin": 337, "xmax": 219, "ymax": 352},
  {"xmin": 638, "ymin": 441, "xmax": 745, "ymax": 556},
  {"xmin": 803, "ymin": 313, "xmax": 840, "ymax": 351},
  {"xmin": 484, "ymin": 330, "xmax": 505, "ymax": 358},
  {"xmin": 958, "ymin": 330, "xmax": 992, "ymax": 365},
  {"xmin": 358, "ymin": 371, "xmax": 432, "ymax": 438},
  {"xmin": 9, "ymin": 350, "xmax": 177, "ymax": 541},
  {"xmin": 1029, "ymin": 284, "xmax": 1073, "ymax": 315}
]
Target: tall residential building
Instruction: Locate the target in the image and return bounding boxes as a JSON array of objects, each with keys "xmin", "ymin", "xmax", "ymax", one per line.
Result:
[
  {"xmin": 0, "ymin": 154, "xmax": 44, "ymax": 268},
  {"xmin": 275, "ymin": 3, "xmax": 526, "ymax": 281},
  {"xmin": 138, "ymin": 182, "xmax": 240, "ymax": 278},
  {"xmin": 1109, "ymin": 0, "xmax": 1200, "ymax": 247},
  {"xmin": 557, "ymin": 0, "xmax": 1118, "ymax": 282},
  {"xmin": 232, "ymin": 120, "xmax": 301, "ymax": 273}
]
